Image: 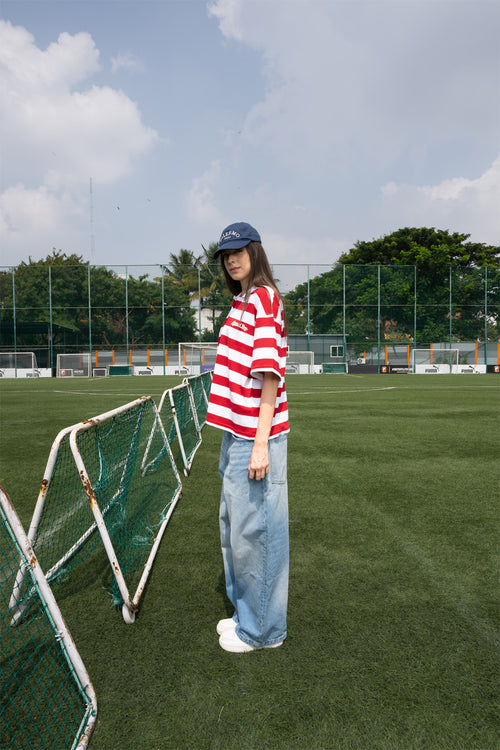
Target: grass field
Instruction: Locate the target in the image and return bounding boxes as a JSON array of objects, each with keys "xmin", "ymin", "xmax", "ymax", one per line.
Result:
[{"xmin": 0, "ymin": 374, "xmax": 499, "ymax": 750}]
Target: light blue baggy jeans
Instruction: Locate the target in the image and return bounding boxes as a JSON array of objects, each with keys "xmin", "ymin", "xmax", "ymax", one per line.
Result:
[{"xmin": 218, "ymin": 430, "xmax": 289, "ymax": 648}]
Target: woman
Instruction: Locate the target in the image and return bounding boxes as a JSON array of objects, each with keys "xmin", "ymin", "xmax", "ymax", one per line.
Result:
[{"xmin": 206, "ymin": 221, "xmax": 290, "ymax": 653}]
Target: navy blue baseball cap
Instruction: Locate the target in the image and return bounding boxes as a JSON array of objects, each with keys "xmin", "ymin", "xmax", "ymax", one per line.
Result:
[{"xmin": 213, "ymin": 222, "xmax": 261, "ymax": 259}]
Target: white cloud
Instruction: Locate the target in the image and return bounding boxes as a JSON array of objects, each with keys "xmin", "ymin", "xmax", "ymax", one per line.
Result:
[
  {"xmin": 207, "ymin": 0, "xmax": 244, "ymax": 41},
  {"xmin": 379, "ymin": 156, "xmax": 500, "ymax": 245},
  {"xmin": 418, "ymin": 157, "xmax": 500, "ymax": 204},
  {"xmin": 111, "ymin": 52, "xmax": 145, "ymax": 74},
  {"xmin": 206, "ymin": 0, "xmax": 499, "ymax": 251},
  {"xmin": 186, "ymin": 161, "xmax": 223, "ymax": 225},
  {"xmin": 0, "ymin": 20, "xmax": 159, "ymax": 263},
  {"xmin": 208, "ymin": 0, "xmax": 499, "ymax": 176},
  {"xmin": 0, "ymin": 185, "xmax": 84, "ymax": 264},
  {"xmin": 0, "ymin": 21, "xmax": 99, "ymax": 91}
]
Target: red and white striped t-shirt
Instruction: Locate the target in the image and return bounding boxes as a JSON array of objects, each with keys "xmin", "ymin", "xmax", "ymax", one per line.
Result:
[{"xmin": 206, "ymin": 285, "xmax": 289, "ymax": 440}]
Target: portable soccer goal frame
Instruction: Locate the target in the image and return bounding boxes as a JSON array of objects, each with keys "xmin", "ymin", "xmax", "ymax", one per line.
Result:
[
  {"xmin": 158, "ymin": 381, "xmax": 202, "ymax": 476},
  {"xmin": 10, "ymin": 397, "xmax": 182, "ymax": 625},
  {"xmin": 1, "ymin": 486, "xmax": 97, "ymax": 749}
]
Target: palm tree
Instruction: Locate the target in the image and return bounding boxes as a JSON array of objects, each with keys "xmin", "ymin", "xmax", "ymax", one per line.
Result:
[
  {"xmin": 165, "ymin": 249, "xmax": 200, "ymax": 292},
  {"xmin": 197, "ymin": 243, "xmax": 232, "ymax": 335}
]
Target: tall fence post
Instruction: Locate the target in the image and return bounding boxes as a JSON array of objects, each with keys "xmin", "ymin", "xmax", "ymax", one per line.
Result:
[
  {"xmin": 484, "ymin": 266, "xmax": 488, "ymax": 366},
  {"xmin": 12, "ymin": 268, "xmax": 17, "ymax": 376},
  {"xmin": 125, "ymin": 266, "xmax": 129, "ymax": 354},
  {"xmin": 88, "ymin": 264, "xmax": 92, "ymax": 371},
  {"xmin": 377, "ymin": 265, "xmax": 381, "ymax": 372},
  {"xmin": 342, "ymin": 264, "xmax": 346, "ymax": 353},
  {"xmin": 161, "ymin": 265, "xmax": 166, "ymax": 376},
  {"xmin": 449, "ymin": 266, "xmax": 453, "ymax": 353},
  {"xmin": 49, "ymin": 266, "xmax": 53, "ymax": 371},
  {"xmin": 413, "ymin": 265, "xmax": 417, "ymax": 353},
  {"xmin": 306, "ymin": 264, "xmax": 310, "ymax": 351}
]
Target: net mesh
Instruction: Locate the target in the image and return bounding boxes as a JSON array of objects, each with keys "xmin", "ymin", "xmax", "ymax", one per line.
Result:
[
  {"xmin": 0, "ymin": 353, "xmax": 36, "ymax": 369},
  {"xmin": 72, "ymin": 398, "xmax": 181, "ymax": 605},
  {"xmin": 1, "ymin": 500, "xmax": 93, "ymax": 750},
  {"xmin": 29, "ymin": 430, "xmax": 103, "ymax": 602},
  {"xmin": 186, "ymin": 374, "xmax": 209, "ymax": 429},
  {"xmin": 159, "ymin": 384, "xmax": 201, "ymax": 474},
  {"xmin": 28, "ymin": 399, "xmax": 180, "ymax": 610}
]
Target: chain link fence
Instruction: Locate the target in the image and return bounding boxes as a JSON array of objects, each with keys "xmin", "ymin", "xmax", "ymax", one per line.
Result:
[{"xmin": 0, "ymin": 263, "xmax": 498, "ymax": 373}]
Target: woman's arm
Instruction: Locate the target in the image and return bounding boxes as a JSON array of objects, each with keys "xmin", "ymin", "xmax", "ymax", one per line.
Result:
[{"xmin": 248, "ymin": 371, "xmax": 280, "ymax": 481}]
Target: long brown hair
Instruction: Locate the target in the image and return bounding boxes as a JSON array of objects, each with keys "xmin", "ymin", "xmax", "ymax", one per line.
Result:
[{"xmin": 220, "ymin": 241, "xmax": 287, "ymax": 333}]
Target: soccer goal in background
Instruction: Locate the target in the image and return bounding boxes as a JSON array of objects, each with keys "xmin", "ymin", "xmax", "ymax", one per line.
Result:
[
  {"xmin": 11, "ymin": 397, "xmax": 182, "ymax": 625},
  {"xmin": 56, "ymin": 352, "xmax": 91, "ymax": 377},
  {"xmin": 285, "ymin": 350, "xmax": 314, "ymax": 374},
  {"xmin": 0, "ymin": 352, "xmax": 40, "ymax": 378},
  {"xmin": 177, "ymin": 342, "xmax": 217, "ymax": 375},
  {"xmin": 1, "ymin": 486, "xmax": 97, "ymax": 749},
  {"xmin": 410, "ymin": 348, "xmax": 459, "ymax": 374}
]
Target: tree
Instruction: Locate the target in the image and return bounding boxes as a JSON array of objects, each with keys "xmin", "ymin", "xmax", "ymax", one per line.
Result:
[
  {"xmin": 338, "ymin": 227, "xmax": 498, "ymax": 268},
  {"xmin": 0, "ymin": 251, "xmax": 197, "ymax": 350},
  {"xmin": 285, "ymin": 228, "xmax": 500, "ymax": 344},
  {"xmin": 165, "ymin": 249, "xmax": 200, "ymax": 292}
]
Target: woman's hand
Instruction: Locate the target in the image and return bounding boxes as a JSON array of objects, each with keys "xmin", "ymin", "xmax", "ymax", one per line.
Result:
[
  {"xmin": 248, "ymin": 372, "xmax": 279, "ymax": 480},
  {"xmin": 248, "ymin": 441, "xmax": 269, "ymax": 481}
]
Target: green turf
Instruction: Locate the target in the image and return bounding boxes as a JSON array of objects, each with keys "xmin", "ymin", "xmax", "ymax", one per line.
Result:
[{"xmin": 0, "ymin": 374, "xmax": 499, "ymax": 749}]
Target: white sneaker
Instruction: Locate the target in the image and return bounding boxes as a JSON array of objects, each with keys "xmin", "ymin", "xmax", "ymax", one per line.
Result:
[
  {"xmin": 216, "ymin": 618, "xmax": 237, "ymax": 635},
  {"xmin": 219, "ymin": 628, "xmax": 283, "ymax": 653}
]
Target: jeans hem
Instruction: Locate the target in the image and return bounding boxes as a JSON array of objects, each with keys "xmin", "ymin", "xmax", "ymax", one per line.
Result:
[{"xmin": 235, "ymin": 626, "xmax": 286, "ymax": 648}]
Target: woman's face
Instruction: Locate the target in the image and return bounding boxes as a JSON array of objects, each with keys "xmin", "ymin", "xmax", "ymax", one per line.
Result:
[{"xmin": 223, "ymin": 247, "xmax": 252, "ymax": 291}]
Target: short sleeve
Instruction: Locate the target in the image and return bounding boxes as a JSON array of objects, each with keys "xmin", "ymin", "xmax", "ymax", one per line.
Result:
[{"xmin": 250, "ymin": 287, "xmax": 286, "ymax": 378}]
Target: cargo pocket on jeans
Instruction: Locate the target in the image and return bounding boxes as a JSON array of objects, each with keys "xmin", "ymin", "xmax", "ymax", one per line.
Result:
[{"xmin": 269, "ymin": 440, "xmax": 287, "ymax": 485}]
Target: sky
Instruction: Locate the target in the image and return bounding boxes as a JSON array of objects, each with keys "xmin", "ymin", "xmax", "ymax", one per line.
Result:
[{"xmin": 0, "ymin": 0, "xmax": 499, "ymax": 286}]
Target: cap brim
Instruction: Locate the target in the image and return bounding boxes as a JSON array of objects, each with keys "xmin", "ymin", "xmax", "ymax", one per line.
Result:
[{"xmin": 213, "ymin": 238, "xmax": 251, "ymax": 259}]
